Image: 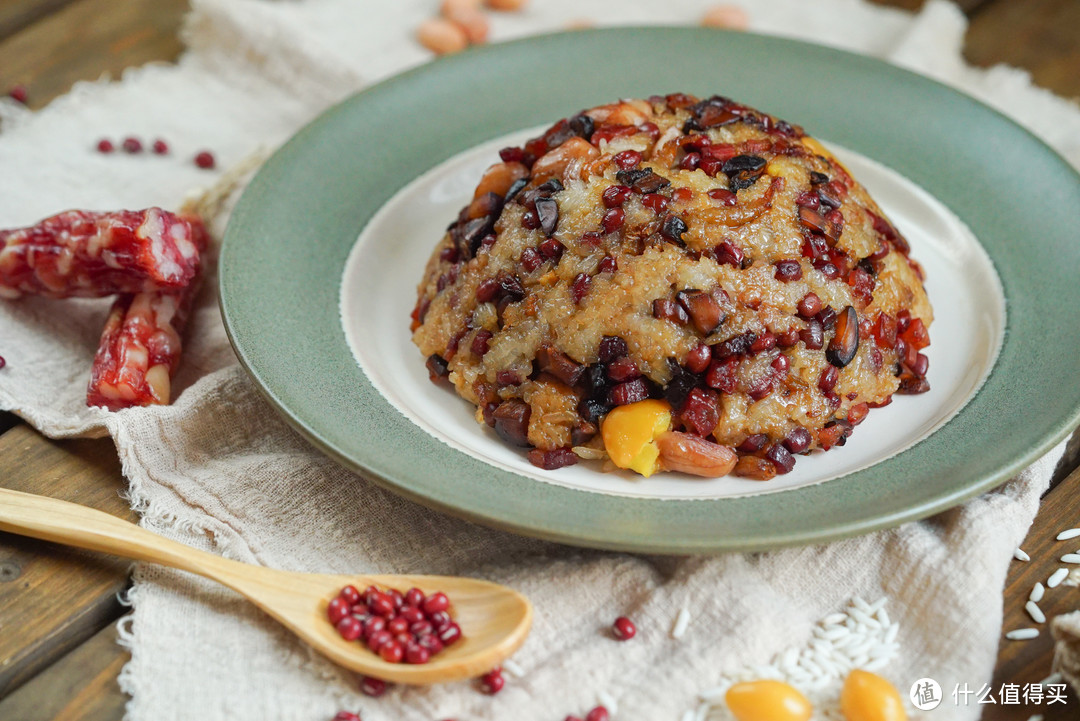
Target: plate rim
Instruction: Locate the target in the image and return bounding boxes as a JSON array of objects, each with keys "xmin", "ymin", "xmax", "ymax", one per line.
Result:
[{"xmin": 220, "ymin": 26, "xmax": 1080, "ymax": 553}]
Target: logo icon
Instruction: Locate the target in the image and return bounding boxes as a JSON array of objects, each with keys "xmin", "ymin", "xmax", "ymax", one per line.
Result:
[{"xmin": 910, "ymin": 678, "xmax": 943, "ymax": 711}]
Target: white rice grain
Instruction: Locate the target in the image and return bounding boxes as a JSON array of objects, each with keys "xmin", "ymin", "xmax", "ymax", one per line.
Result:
[
  {"xmin": 1025, "ymin": 601, "xmax": 1047, "ymax": 624},
  {"xmin": 597, "ymin": 690, "xmax": 618, "ymax": 714},
  {"xmin": 502, "ymin": 658, "xmax": 525, "ymax": 678},
  {"xmin": 852, "ymin": 596, "xmax": 872, "ymax": 614},
  {"xmin": 672, "ymin": 607, "xmax": 691, "ymax": 639},
  {"xmin": 1056, "ymin": 528, "xmax": 1080, "ymax": 540},
  {"xmin": 1015, "ymin": 547, "xmax": 1031, "ymax": 561},
  {"xmin": 698, "ymin": 686, "xmax": 727, "ymax": 702},
  {"xmin": 863, "ymin": 657, "xmax": 889, "ymax": 671},
  {"xmin": 1030, "ymin": 582, "xmax": 1045, "ymax": 603},
  {"xmin": 694, "ymin": 703, "xmax": 710, "ymax": 721},
  {"xmin": 1005, "ymin": 628, "xmax": 1040, "ymax": 640},
  {"xmin": 823, "ymin": 613, "xmax": 847, "ymax": 626},
  {"xmin": 680, "ymin": 710, "xmax": 694, "ymax": 721},
  {"xmin": 1048, "ymin": 568, "xmax": 1069, "ymax": 588},
  {"xmin": 1061, "ymin": 553, "xmax": 1080, "ymax": 564}
]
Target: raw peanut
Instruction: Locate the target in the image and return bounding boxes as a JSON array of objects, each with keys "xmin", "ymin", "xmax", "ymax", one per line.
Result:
[
  {"xmin": 474, "ymin": 161, "xmax": 529, "ymax": 199},
  {"xmin": 701, "ymin": 5, "xmax": 750, "ymax": 30},
  {"xmin": 656, "ymin": 431, "xmax": 737, "ymax": 477},
  {"xmin": 441, "ymin": 0, "xmax": 482, "ymax": 15},
  {"xmin": 486, "ymin": 0, "xmax": 528, "ymax": 10},
  {"xmin": 417, "ymin": 18, "xmax": 468, "ymax": 55},
  {"xmin": 585, "ymin": 100, "xmax": 651, "ymax": 127},
  {"xmin": 530, "ymin": 137, "xmax": 600, "ymax": 183},
  {"xmin": 733, "ymin": 455, "xmax": 778, "ymax": 481},
  {"xmin": 446, "ymin": 8, "xmax": 489, "ymax": 44}
]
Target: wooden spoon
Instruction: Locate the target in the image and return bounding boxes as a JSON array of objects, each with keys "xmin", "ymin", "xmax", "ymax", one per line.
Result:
[{"xmin": 0, "ymin": 487, "xmax": 532, "ymax": 684}]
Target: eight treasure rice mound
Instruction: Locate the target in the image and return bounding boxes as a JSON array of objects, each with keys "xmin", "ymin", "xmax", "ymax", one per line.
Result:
[{"xmin": 411, "ymin": 93, "xmax": 932, "ymax": 480}]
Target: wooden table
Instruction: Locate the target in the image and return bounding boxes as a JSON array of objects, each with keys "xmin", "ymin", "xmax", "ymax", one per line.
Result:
[{"xmin": 0, "ymin": 1, "xmax": 1078, "ymax": 719}]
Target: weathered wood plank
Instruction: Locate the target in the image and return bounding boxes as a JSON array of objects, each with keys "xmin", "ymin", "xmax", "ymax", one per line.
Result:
[
  {"xmin": 966, "ymin": 0, "xmax": 1080, "ymax": 99},
  {"xmin": 0, "ymin": 0, "xmax": 189, "ymax": 110},
  {"xmin": 0, "ymin": 620, "xmax": 128, "ymax": 721},
  {"xmin": 0, "ymin": 425, "xmax": 134, "ymax": 699},
  {"xmin": 984, "ymin": 465, "xmax": 1080, "ymax": 720}
]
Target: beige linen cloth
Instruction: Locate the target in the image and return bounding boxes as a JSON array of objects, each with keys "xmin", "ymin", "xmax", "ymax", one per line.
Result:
[{"xmin": 1, "ymin": 1, "xmax": 1079, "ymax": 719}]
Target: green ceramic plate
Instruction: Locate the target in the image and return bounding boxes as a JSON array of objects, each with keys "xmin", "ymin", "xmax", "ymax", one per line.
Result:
[{"xmin": 220, "ymin": 28, "xmax": 1080, "ymax": 553}]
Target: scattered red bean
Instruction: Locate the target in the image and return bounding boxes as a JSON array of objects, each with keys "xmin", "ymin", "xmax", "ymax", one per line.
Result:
[
  {"xmin": 96, "ymin": 139, "xmax": 115, "ymax": 154},
  {"xmin": 332, "ymin": 712, "xmax": 360, "ymax": 721},
  {"xmin": 328, "ymin": 584, "xmax": 457, "ymax": 665},
  {"xmin": 479, "ymin": 668, "xmax": 505, "ymax": 694},
  {"xmin": 8, "ymin": 85, "xmax": 28, "ymax": 104},
  {"xmin": 194, "ymin": 151, "xmax": 216, "ymax": 169},
  {"xmin": 601, "ymin": 207, "xmax": 625, "ymax": 234},
  {"xmin": 122, "ymin": 137, "xmax": 143, "ymax": 154},
  {"xmin": 0, "ymin": 355, "xmax": 5, "ymax": 370},
  {"xmin": 613, "ymin": 149, "xmax": 642, "ymax": 170},
  {"xmin": 152, "ymin": 138, "xmax": 170, "ymax": 155},
  {"xmin": 612, "ymin": 616, "xmax": 636, "ymax": 640},
  {"xmin": 585, "ymin": 706, "xmax": 610, "ymax": 721},
  {"xmin": 359, "ymin": 676, "xmax": 386, "ymax": 697}
]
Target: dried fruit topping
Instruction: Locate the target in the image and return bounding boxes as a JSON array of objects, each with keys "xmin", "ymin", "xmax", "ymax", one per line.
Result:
[
  {"xmin": 721, "ymin": 154, "xmax": 766, "ymax": 191},
  {"xmin": 826, "ymin": 305, "xmax": 859, "ymax": 368},
  {"xmin": 527, "ymin": 447, "xmax": 579, "ymax": 470},
  {"xmin": 676, "ymin": 290, "xmax": 725, "ymax": 335},
  {"xmin": 493, "ymin": 400, "xmax": 531, "ymax": 446},
  {"xmin": 661, "ymin": 215, "xmax": 689, "ymax": 244}
]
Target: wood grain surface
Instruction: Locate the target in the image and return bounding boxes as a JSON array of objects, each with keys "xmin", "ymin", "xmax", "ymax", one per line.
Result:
[{"xmin": 0, "ymin": 1, "xmax": 1078, "ymax": 719}]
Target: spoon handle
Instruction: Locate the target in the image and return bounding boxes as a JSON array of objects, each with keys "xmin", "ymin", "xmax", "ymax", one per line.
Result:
[{"xmin": 0, "ymin": 487, "xmax": 243, "ymax": 581}]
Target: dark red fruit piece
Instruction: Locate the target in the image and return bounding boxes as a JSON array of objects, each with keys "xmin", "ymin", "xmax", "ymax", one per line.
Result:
[
  {"xmin": 679, "ymin": 387, "xmax": 720, "ymax": 437},
  {"xmin": 766, "ymin": 443, "xmax": 795, "ymax": 474},
  {"xmin": 609, "ymin": 378, "xmax": 649, "ymax": 406},
  {"xmin": 585, "ymin": 706, "xmax": 610, "ymax": 721},
  {"xmin": 439, "ymin": 622, "xmax": 463, "ymax": 646},
  {"xmin": 122, "ymin": 137, "xmax": 143, "ymax": 153},
  {"xmin": 661, "ymin": 215, "xmax": 688, "ymax": 243},
  {"xmin": 471, "ymin": 329, "xmax": 492, "ymax": 357},
  {"xmin": 598, "ymin": 255, "xmax": 617, "ymax": 273},
  {"xmin": 653, "ymin": 298, "xmax": 689, "ymax": 325},
  {"xmin": 598, "ymin": 336, "xmax": 628, "ymax": 363},
  {"xmin": 540, "ymin": 238, "xmax": 565, "ymax": 259},
  {"xmin": 426, "ymin": 354, "xmax": 450, "ymax": 383},
  {"xmin": 520, "ymin": 247, "xmax": 543, "ymax": 272},
  {"xmin": 607, "ymin": 356, "xmax": 641, "ymax": 382},
  {"xmin": 676, "ymin": 290, "xmax": 724, "ymax": 335},
  {"xmin": 379, "ymin": 640, "xmax": 404, "ymax": 663},
  {"xmin": 405, "ymin": 642, "xmax": 431, "ymax": 664},
  {"xmin": 537, "ymin": 345, "xmax": 585, "ymax": 386},
  {"xmin": 826, "ymin": 306, "xmax": 859, "ymax": 368},
  {"xmin": 96, "ymin": 139, "xmax": 114, "ymax": 153},
  {"xmin": 493, "ymin": 400, "xmax": 531, "ymax": 446},
  {"xmin": 528, "ymin": 447, "xmax": 579, "ymax": 469},
  {"xmin": 737, "ymin": 434, "xmax": 768, "ymax": 453},
  {"xmin": 783, "ymin": 427, "xmax": 812, "ymax": 454},
  {"xmin": 534, "ymin": 196, "xmax": 559, "ymax": 235},
  {"xmin": 705, "ymin": 356, "xmax": 740, "ymax": 394},
  {"xmin": 194, "ymin": 150, "xmax": 216, "ymax": 169},
  {"xmin": 152, "ymin": 139, "xmax": 169, "ymax": 155}
]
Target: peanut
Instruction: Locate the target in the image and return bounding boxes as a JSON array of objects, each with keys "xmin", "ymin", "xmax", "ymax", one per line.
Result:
[
  {"xmin": 417, "ymin": 18, "xmax": 468, "ymax": 55},
  {"xmin": 656, "ymin": 432, "xmax": 737, "ymax": 477},
  {"xmin": 701, "ymin": 4, "xmax": 750, "ymax": 31}
]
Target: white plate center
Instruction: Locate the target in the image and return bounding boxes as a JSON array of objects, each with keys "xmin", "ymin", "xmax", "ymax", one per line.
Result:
[{"xmin": 340, "ymin": 129, "xmax": 1004, "ymax": 500}]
